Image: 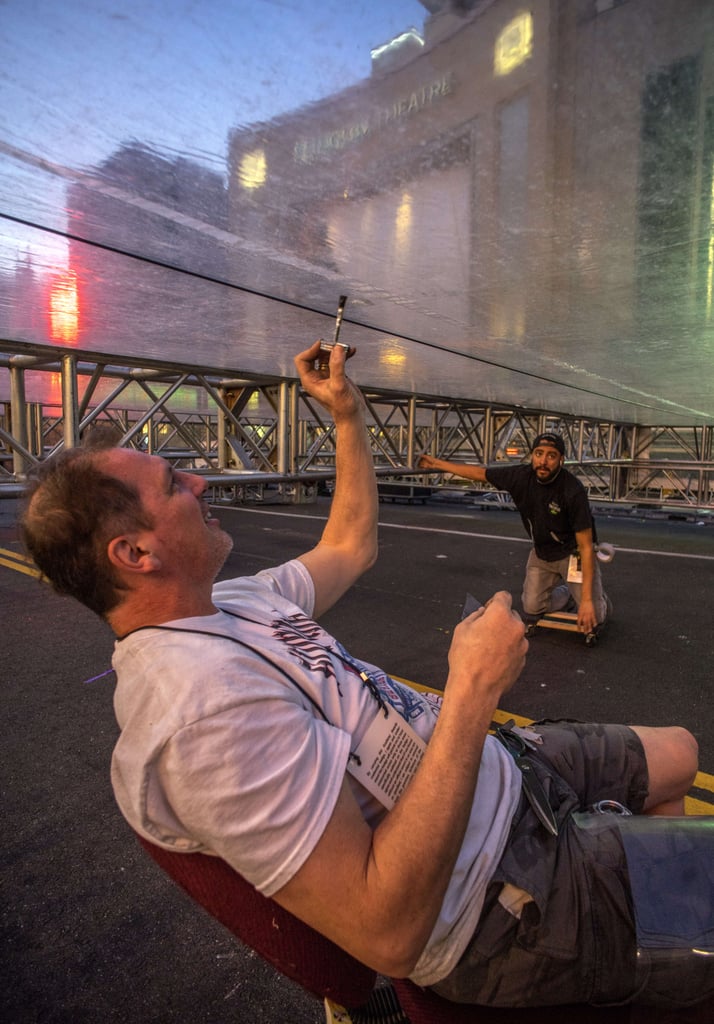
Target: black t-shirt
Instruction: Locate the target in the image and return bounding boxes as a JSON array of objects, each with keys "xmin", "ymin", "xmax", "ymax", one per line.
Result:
[{"xmin": 485, "ymin": 463, "xmax": 594, "ymax": 561}]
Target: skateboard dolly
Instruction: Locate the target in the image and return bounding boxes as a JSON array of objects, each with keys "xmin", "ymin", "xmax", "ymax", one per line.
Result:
[{"xmin": 526, "ymin": 610, "xmax": 601, "ymax": 647}]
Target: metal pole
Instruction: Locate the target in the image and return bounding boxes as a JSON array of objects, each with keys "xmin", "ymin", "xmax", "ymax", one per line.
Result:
[
  {"xmin": 406, "ymin": 395, "xmax": 416, "ymax": 468},
  {"xmin": 9, "ymin": 363, "xmax": 29, "ymax": 475},
  {"xmin": 61, "ymin": 353, "xmax": 80, "ymax": 449},
  {"xmin": 217, "ymin": 386, "xmax": 228, "ymax": 470},
  {"xmin": 289, "ymin": 382, "xmax": 300, "ymax": 474},
  {"xmin": 276, "ymin": 381, "xmax": 291, "ymax": 476},
  {"xmin": 483, "ymin": 406, "xmax": 493, "ymax": 462}
]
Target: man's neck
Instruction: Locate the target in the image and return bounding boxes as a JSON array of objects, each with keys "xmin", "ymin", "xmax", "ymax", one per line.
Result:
[{"xmin": 108, "ymin": 586, "xmax": 218, "ymax": 638}]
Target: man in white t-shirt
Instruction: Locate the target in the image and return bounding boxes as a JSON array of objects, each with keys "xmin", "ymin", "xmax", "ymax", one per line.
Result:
[{"xmin": 20, "ymin": 341, "xmax": 709, "ymax": 1009}]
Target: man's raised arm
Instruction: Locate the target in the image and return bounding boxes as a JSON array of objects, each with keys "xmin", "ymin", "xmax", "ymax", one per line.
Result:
[
  {"xmin": 294, "ymin": 340, "xmax": 378, "ymax": 618},
  {"xmin": 418, "ymin": 453, "xmax": 488, "ymax": 484}
]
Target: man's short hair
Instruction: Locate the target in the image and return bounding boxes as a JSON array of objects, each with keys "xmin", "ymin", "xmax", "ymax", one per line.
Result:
[
  {"xmin": 531, "ymin": 432, "xmax": 565, "ymax": 455},
  {"xmin": 20, "ymin": 447, "xmax": 153, "ymax": 618}
]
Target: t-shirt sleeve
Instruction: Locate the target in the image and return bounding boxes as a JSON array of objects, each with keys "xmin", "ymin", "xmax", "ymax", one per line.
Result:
[
  {"xmin": 148, "ymin": 700, "xmax": 351, "ymax": 896},
  {"xmin": 568, "ymin": 485, "xmax": 595, "ymax": 535},
  {"xmin": 214, "ymin": 559, "xmax": 316, "ymax": 617},
  {"xmin": 484, "ymin": 464, "xmax": 518, "ymax": 493}
]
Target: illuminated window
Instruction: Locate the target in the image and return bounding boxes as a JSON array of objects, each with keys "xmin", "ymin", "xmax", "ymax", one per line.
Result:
[
  {"xmin": 49, "ymin": 270, "xmax": 79, "ymax": 344},
  {"xmin": 494, "ymin": 12, "xmax": 533, "ymax": 77},
  {"xmin": 395, "ymin": 192, "xmax": 413, "ymax": 251},
  {"xmin": 238, "ymin": 149, "xmax": 267, "ymax": 190},
  {"xmin": 380, "ymin": 346, "xmax": 407, "ymax": 369}
]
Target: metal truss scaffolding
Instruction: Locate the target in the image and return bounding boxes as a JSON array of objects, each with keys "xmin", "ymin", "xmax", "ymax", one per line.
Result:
[{"xmin": 1, "ymin": 341, "xmax": 712, "ymax": 511}]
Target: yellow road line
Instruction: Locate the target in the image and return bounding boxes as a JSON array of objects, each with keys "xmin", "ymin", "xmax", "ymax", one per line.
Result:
[
  {"xmin": 0, "ymin": 546, "xmax": 42, "ymax": 579},
  {"xmin": 394, "ymin": 678, "xmax": 714, "ymax": 813},
  {"xmin": 2, "ymin": 575, "xmax": 713, "ymax": 810},
  {"xmin": 694, "ymin": 770, "xmax": 714, "ymax": 791},
  {"xmin": 686, "ymin": 795, "xmax": 714, "ymax": 815}
]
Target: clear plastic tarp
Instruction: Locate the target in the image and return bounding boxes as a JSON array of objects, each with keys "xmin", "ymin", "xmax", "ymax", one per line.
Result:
[{"xmin": 1, "ymin": 0, "xmax": 713, "ymax": 426}]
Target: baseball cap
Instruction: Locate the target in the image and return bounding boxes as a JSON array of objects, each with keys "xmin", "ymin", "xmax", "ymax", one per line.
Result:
[{"xmin": 531, "ymin": 432, "xmax": 565, "ymax": 455}]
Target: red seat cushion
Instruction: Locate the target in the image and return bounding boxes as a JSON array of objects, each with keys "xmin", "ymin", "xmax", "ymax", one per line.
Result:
[{"xmin": 136, "ymin": 835, "xmax": 376, "ymax": 1007}]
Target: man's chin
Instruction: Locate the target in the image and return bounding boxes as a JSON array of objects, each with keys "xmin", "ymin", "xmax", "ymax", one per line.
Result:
[{"xmin": 215, "ymin": 531, "xmax": 235, "ymax": 565}]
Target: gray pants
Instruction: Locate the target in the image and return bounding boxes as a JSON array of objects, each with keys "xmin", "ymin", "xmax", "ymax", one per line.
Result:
[{"xmin": 521, "ymin": 548, "xmax": 608, "ymax": 624}]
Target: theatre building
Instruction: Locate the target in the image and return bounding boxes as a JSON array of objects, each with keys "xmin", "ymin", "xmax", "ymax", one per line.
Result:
[{"xmin": 228, "ymin": 0, "xmax": 714, "ymax": 363}]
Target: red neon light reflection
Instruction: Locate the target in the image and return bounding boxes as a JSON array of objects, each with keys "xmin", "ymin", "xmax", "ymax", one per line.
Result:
[{"xmin": 49, "ymin": 270, "xmax": 80, "ymax": 344}]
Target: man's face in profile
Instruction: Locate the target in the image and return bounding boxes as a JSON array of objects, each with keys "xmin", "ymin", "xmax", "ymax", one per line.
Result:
[{"xmin": 103, "ymin": 448, "xmax": 234, "ymax": 581}]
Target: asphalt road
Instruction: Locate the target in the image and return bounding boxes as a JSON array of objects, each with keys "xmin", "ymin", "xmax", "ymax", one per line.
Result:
[{"xmin": 2, "ymin": 495, "xmax": 713, "ymax": 1023}]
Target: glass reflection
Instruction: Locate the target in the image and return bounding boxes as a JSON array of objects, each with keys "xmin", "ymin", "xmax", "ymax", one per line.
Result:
[
  {"xmin": 48, "ymin": 270, "xmax": 79, "ymax": 345},
  {"xmin": 0, "ymin": 0, "xmax": 713, "ymax": 424},
  {"xmin": 494, "ymin": 12, "xmax": 533, "ymax": 76}
]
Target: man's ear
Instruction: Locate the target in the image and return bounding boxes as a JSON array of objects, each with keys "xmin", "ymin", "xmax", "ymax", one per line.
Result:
[{"xmin": 107, "ymin": 535, "xmax": 162, "ymax": 574}]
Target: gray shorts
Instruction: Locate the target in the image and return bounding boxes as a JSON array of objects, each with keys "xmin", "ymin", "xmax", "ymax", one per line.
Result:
[{"xmin": 431, "ymin": 720, "xmax": 708, "ymax": 1008}]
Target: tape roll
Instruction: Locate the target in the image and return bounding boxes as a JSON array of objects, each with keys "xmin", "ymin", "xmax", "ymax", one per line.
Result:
[{"xmin": 596, "ymin": 542, "xmax": 615, "ymax": 563}]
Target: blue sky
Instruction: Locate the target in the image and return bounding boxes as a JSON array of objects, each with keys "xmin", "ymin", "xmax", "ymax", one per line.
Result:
[
  {"xmin": 1, "ymin": 0, "xmax": 427, "ymax": 172},
  {"xmin": 0, "ymin": 0, "xmax": 426, "ymax": 266}
]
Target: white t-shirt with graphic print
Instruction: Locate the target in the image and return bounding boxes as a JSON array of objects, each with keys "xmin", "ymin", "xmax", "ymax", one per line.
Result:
[{"xmin": 110, "ymin": 559, "xmax": 521, "ymax": 987}]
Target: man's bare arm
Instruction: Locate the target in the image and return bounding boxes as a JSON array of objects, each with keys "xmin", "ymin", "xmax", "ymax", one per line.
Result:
[
  {"xmin": 294, "ymin": 341, "xmax": 378, "ymax": 618},
  {"xmin": 271, "ymin": 593, "xmax": 527, "ymax": 976},
  {"xmin": 418, "ymin": 453, "xmax": 488, "ymax": 484},
  {"xmin": 575, "ymin": 526, "xmax": 598, "ymax": 633}
]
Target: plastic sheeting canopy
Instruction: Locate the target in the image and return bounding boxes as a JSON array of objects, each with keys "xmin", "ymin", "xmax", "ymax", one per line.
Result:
[{"xmin": 1, "ymin": 0, "xmax": 713, "ymax": 427}]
